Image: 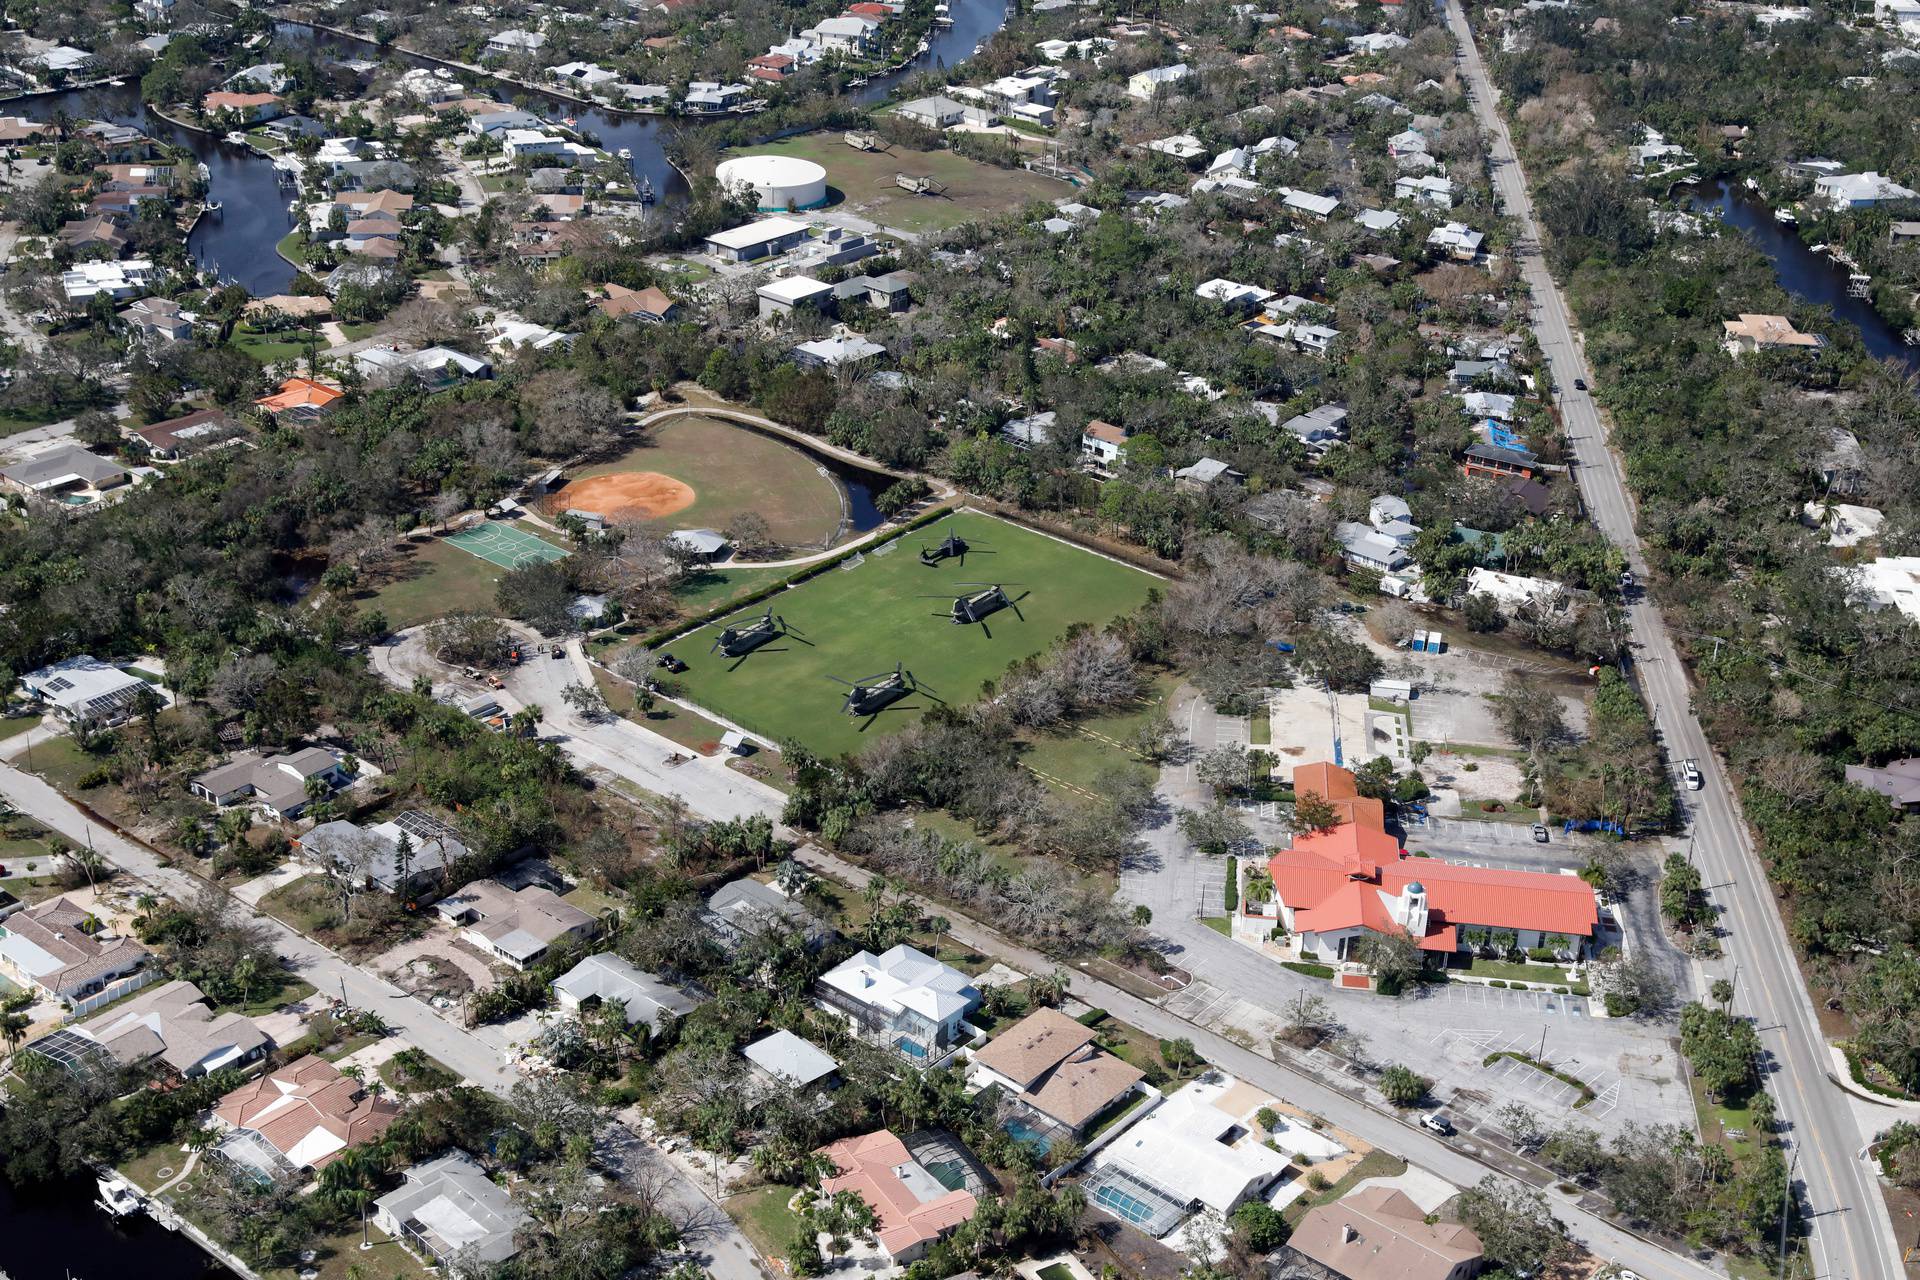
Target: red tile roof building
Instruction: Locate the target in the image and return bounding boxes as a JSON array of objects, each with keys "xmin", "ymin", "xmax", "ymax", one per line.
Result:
[
  {"xmin": 814, "ymin": 1130, "xmax": 978, "ymax": 1263},
  {"xmin": 1262, "ymin": 762, "xmax": 1597, "ymax": 963},
  {"xmin": 213, "ymin": 1055, "xmax": 401, "ymax": 1171}
]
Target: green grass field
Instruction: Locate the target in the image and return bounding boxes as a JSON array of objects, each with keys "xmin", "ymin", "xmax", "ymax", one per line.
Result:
[
  {"xmin": 556, "ymin": 415, "xmax": 846, "ymax": 549},
  {"xmin": 666, "ymin": 513, "xmax": 1158, "ymax": 757},
  {"xmin": 716, "ymin": 132, "xmax": 1067, "ymax": 235}
]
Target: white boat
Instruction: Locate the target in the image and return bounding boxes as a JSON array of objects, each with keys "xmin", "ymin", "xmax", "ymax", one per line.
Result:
[
  {"xmin": 108, "ymin": 78, "xmax": 125, "ymax": 87},
  {"xmin": 617, "ymin": 147, "xmax": 633, "ymax": 160},
  {"xmin": 1774, "ymin": 207, "xmax": 1797, "ymax": 224},
  {"xmin": 95, "ymin": 1173, "xmax": 145, "ymax": 1219},
  {"xmin": 1744, "ymin": 177, "xmax": 1759, "ymax": 191},
  {"xmin": 224, "ymin": 131, "xmax": 247, "ymax": 145}
]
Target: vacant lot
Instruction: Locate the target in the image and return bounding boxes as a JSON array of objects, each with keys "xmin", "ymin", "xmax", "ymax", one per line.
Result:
[
  {"xmin": 715, "ymin": 133, "xmax": 1067, "ymax": 235},
  {"xmin": 666, "ymin": 512, "xmax": 1159, "ymax": 758},
  {"xmin": 564, "ymin": 415, "xmax": 846, "ymax": 550}
]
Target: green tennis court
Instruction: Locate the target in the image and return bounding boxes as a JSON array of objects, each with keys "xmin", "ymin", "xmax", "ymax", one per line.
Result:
[{"xmin": 444, "ymin": 522, "xmax": 569, "ymax": 568}]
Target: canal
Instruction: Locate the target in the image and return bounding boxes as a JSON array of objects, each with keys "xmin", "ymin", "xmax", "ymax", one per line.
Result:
[
  {"xmin": 0, "ymin": 1171, "xmax": 226, "ymax": 1280},
  {"xmin": 1690, "ymin": 177, "xmax": 1920, "ymax": 374},
  {"xmin": 14, "ymin": 0, "xmax": 1010, "ymax": 296}
]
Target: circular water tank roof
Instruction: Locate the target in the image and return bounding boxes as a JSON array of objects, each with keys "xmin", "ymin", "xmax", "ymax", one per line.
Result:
[
  {"xmin": 1404, "ymin": 881, "xmax": 1425, "ymax": 894},
  {"xmin": 715, "ymin": 155, "xmax": 829, "ymax": 211}
]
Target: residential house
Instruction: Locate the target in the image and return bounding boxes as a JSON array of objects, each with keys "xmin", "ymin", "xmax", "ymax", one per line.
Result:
[
  {"xmin": 1463, "ymin": 566, "xmax": 1570, "ymax": 614},
  {"xmin": 1280, "ymin": 403, "xmax": 1349, "ymax": 453},
  {"xmin": 468, "ymin": 108, "xmax": 545, "ymax": 138},
  {"xmin": 189, "ymin": 747, "xmax": 354, "ymax": 819},
  {"xmin": 1348, "ymin": 31, "xmax": 1410, "ymax": 53},
  {"xmin": 0, "ymin": 897, "xmax": 149, "ymax": 1001},
  {"xmin": 27, "ymin": 978, "xmax": 269, "ymax": 1079},
  {"xmin": 1395, "ymin": 173, "xmax": 1454, "ymax": 208},
  {"xmin": 757, "ymin": 275, "xmax": 836, "ymax": 320},
  {"xmin": 293, "ymin": 814, "xmax": 469, "ymax": 899},
  {"xmin": 1082, "ymin": 1072, "xmax": 1293, "ymax": 1238},
  {"xmin": 552, "ymin": 952, "xmax": 701, "ymax": 1030},
  {"xmin": 212, "ymin": 1055, "xmax": 401, "ymax": 1174},
  {"xmin": 793, "ymin": 334, "xmax": 886, "ymax": 370},
  {"xmin": 896, "ymin": 95, "xmax": 989, "ymax": 129},
  {"xmin": 255, "ymin": 376, "xmax": 345, "ymax": 422},
  {"xmin": 1290, "ymin": 1187, "xmax": 1484, "ymax": 1280},
  {"xmin": 201, "ymin": 91, "xmax": 285, "ymax": 123},
  {"xmin": 1356, "ymin": 207, "xmax": 1403, "ymax": 234},
  {"xmin": 17, "ymin": 655, "xmax": 149, "ymax": 726},
  {"xmin": 1846, "ymin": 758, "xmax": 1920, "ymax": 810},
  {"xmin": 375, "ymin": 1151, "xmax": 526, "ymax": 1273},
  {"xmin": 135, "ymin": 408, "xmax": 240, "ymax": 459},
  {"xmin": 1081, "ymin": 419, "xmax": 1129, "ymax": 466},
  {"xmin": 805, "ymin": 14, "xmax": 881, "ymax": 53},
  {"xmin": 1813, "ymin": 170, "xmax": 1919, "ymax": 209},
  {"xmin": 683, "ymin": 82, "xmax": 752, "ymax": 113},
  {"xmin": 437, "ymin": 880, "xmax": 598, "ymax": 969},
  {"xmin": 58, "ymin": 217, "xmax": 128, "ymax": 253},
  {"xmin": 119, "ymin": 296, "xmax": 194, "ymax": 343},
  {"xmin": 1427, "ymin": 222, "xmax": 1484, "ymax": 260},
  {"xmin": 226, "ymin": 61, "xmax": 294, "ymax": 94},
  {"xmin": 1721, "ymin": 313, "xmax": 1823, "ymax": 356},
  {"xmin": 1175, "ymin": 457, "xmax": 1246, "ymax": 492},
  {"xmin": 1195, "ymin": 277, "xmax": 1276, "ymax": 313},
  {"xmin": 485, "ymin": 29, "xmax": 546, "ymax": 57},
  {"xmin": 594, "ymin": 283, "xmax": 682, "ymax": 323},
  {"xmin": 834, "ymin": 270, "xmax": 915, "ymax": 312},
  {"xmin": 668, "ymin": 528, "xmax": 731, "ymax": 562},
  {"xmin": 1460, "ymin": 442, "xmax": 1537, "ymax": 480},
  {"xmin": 967, "ymin": 1007, "xmax": 1144, "ymax": 1137},
  {"xmin": 1279, "ymin": 188, "xmax": 1340, "ymax": 221},
  {"xmin": 1369, "ymin": 494, "xmax": 1420, "ymax": 545},
  {"xmin": 1147, "ymin": 133, "xmax": 1207, "ymax": 161},
  {"xmin": 743, "ymin": 1028, "xmax": 839, "ymax": 1090},
  {"xmin": 1262, "ymin": 761, "xmax": 1597, "ymax": 963},
  {"xmin": 1000, "ymin": 410, "xmax": 1058, "ymax": 449},
  {"xmin": 1336, "ymin": 522, "xmax": 1411, "ymax": 574},
  {"xmin": 704, "ymin": 216, "xmax": 813, "ymax": 262},
  {"xmin": 1127, "ymin": 63, "xmax": 1192, "ymax": 99},
  {"xmin": 814, "ymin": 1130, "xmax": 979, "ymax": 1265},
  {"xmin": 61, "ymin": 259, "xmax": 156, "ymax": 302},
  {"xmin": 353, "ymin": 346, "xmax": 491, "ymax": 389},
  {"xmin": 1387, "ymin": 128, "xmax": 1428, "ymax": 158},
  {"xmin": 1, "ymin": 447, "xmax": 130, "ymax": 500},
  {"xmin": 817, "ymin": 944, "xmax": 981, "ymax": 1064},
  {"xmin": 705, "ymin": 877, "xmax": 835, "ymax": 951},
  {"xmin": 549, "ymin": 61, "xmax": 617, "ymax": 89}
]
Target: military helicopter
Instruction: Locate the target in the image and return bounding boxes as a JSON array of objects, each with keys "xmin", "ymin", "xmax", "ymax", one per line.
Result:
[
  {"xmin": 919, "ymin": 520, "xmax": 987, "ymax": 566},
  {"xmin": 827, "ymin": 664, "xmax": 937, "ymax": 718},
  {"xmin": 926, "ymin": 583, "xmax": 1027, "ymax": 626},
  {"xmin": 709, "ymin": 607, "xmax": 790, "ymax": 659}
]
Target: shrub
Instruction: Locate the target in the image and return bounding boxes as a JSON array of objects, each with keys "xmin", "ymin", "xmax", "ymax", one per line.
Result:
[
  {"xmin": 77, "ymin": 767, "xmax": 113, "ymax": 789},
  {"xmin": 1488, "ymin": 980, "xmax": 1507, "ymax": 988},
  {"xmin": 1283, "ymin": 960, "xmax": 1335, "ymax": 979}
]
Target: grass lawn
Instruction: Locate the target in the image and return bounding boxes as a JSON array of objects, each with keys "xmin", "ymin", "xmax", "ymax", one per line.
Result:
[
  {"xmin": 379, "ymin": 1047, "xmax": 460, "ymax": 1094},
  {"xmin": 1459, "ymin": 798, "xmax": 1537, "ymax": 824},
  {"xmin": 118, "ymin": 1141, "xmax": 189, "ymax": 1192},
  {"xmin": 274, "ymin": 230, "xmax": 308, "ymax": 264},
  {"xmin": 551, "ymin": 415, "xmax": 845, "ymax": 550},
  {"xmin": 673, "ymin": 564, "xmax": 792, "ymax": 613},
  {"xmin": 264, "ymin": 1220, "xmax": 431, "ymax": 1280},
  {"xmin": 0, "ymin": 714, "xmax": 40, "ymax": 742},
  {"xmin": 1461, "ymin": 957, "xmax": 1580, "ymax": 987},
  {"xmin": 653, "ymin": 258, "xmax": 712, "ymax": 283},
  {"xmin": 667, "ymin": 513, "xmax": 1158, "ymax": 758},
  {"xmin": 18, "ymin": 734, "xmax": 100, "ymax": 795},
  {"xmin": 1018, "ymin": 672, "xmax": 1176, "ymax": 797},
  {"xmin": 588, "ymin": 662, "xmax": 737, "ymax": 754},
  {"xmin": 358, "ymin": 530, "xmax": 563, "ymax": 629},
  {"xmin": 232, "ymin": 323, "xmax": 311, "ymax": 365},
  {"xmin": 218, "ymin": 976, "xmax": 317, "ymax": 1019},
  {"xmin": 719, "ymin": 132, "xmax": 1067, "ymax": 235},
  {"xmin": 1692, "ymin": 1075, "xmax": 1761, "ymax": 1161},
  {"xmin": 1201, "ymin": 916, "xmax": 1232, "ymax": 936},
  {"xmin": 726, "ymin": 1184, "xmax": 809, "ymax": 1265}
]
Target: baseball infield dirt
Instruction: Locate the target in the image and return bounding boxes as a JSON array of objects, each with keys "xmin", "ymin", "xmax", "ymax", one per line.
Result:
[{"xmin": 544, "ymin": 472, "xmax": 696, "ymax": 521}]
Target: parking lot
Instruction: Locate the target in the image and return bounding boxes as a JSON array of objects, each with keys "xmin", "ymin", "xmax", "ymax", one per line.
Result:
[
  {"xmin": 1432, "ymin": 1026, "xmax": 1623, "ymax": 1120},
  {"xmin": 1417, "ymin": 981, "xmax": 1587, "ymax": 1018}
]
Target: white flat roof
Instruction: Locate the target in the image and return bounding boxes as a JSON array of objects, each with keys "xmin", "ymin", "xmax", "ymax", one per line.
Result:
[
  {"xmin": 706, "ymin": 216, "xmax": 812, "ymax": 250},
  {"xmin": 757, "ymin": 275, "xmax": 833, "ymax": 302}
]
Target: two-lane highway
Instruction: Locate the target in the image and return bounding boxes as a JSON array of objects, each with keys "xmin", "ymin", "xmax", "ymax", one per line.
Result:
[{"xmin": 1443, "ymin": 6, "xmax": 1903, "ymax": 1278}]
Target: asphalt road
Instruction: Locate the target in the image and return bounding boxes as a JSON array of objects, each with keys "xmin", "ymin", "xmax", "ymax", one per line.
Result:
[{"xmin": 1443, "ymin": 6, "xmax": 1903, "ymax": 1277}]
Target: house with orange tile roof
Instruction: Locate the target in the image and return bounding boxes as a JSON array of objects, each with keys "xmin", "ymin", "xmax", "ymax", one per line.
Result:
[
  {"xmin": 211, "ymin": 1055, "xmax": 401, "ymax": 1175},
  {"xmin": 201, "ymin": 91, "xmax": 286, "ymax": 123},
  {"xmin": 813, "ymin": 1130, "xmax": 978, "ymax": 1264},
  {"xmin": 255, "ymin": 376, "xmax": 344, "ymax": 422},
  {"xmin": 1252, "ymin": 762, "xmax": 1597, "ymax": 964}
]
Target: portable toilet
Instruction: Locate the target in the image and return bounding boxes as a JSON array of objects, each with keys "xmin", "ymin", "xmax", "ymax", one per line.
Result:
[{"xmin": 1426, "ymin": 630, "xmax": 1444, "ymax": 654}]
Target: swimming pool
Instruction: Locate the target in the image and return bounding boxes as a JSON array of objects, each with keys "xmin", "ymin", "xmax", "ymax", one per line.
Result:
[{"xmin": 1003, "ymin": 1116, "xmax": 1056, "ymax": 1156}]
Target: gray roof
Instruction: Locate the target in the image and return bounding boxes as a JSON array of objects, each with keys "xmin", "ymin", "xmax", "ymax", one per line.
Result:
[
  {"xmin": 376, "ymin": 1151, "xmax": 525, "ymax": 1268},
  {"xmin": 705, "ymin": 877, "xmax": 832, "ymax": 949},
  {"xmin": 551, "ymin": 953, "xmax": 700, "ymax": 1029},
  {"xmin": 2, "ymin": 447, "xmax": 127, "ymax": 491},
  {"xmin": 742, "ymin": 1029, "xmax": 838, "ymax": 1087},
  {"xmin": 68, "ymin": 978, "xmax": 269, "ymax": 1076},
  {"xmin": 1846, "ymin": 759, "xmax": 1920, "ymax": 806},
  {"xmin": 191, "ymin": 747, "xmax": 343, "ymax": 813},
  {"xmin": 298, "ymin": 814, "xmax": 466, "ymax": 892}
]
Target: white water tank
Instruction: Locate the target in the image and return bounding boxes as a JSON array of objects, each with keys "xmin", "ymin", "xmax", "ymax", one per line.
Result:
[{"xmin": 716, "ymin": 154, "xmax": 829, "ymax": 212}]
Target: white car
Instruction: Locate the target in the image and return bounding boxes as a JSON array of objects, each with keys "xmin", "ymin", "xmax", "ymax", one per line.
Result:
[
  {"xmin": 1682, "ymin": 759, "xmax": 1703, "ymax": 790},
  {"xmin": 1419, "ymin": 1112, "xmax": 1454, "ymax": 1136}
]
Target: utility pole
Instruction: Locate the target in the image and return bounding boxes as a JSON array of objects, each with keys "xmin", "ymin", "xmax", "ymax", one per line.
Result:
[
  {"xmin": 1537, "ymin": 1023, "xmax": 1547, "ymax": 1062},
  {"xmin": 1776, "ymin": 1152, "xmax": 1796, "ymax": 1277}
]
